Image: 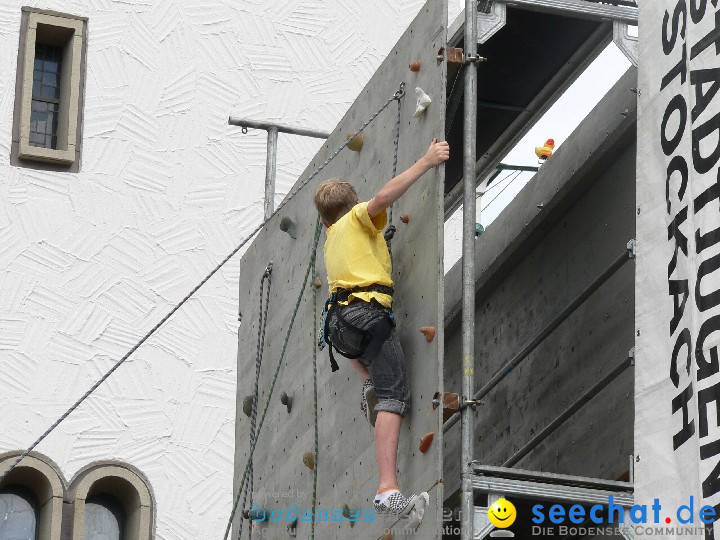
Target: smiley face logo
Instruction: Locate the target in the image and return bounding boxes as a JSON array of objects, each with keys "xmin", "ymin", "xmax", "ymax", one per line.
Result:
[{"xmin": 488, "ymin": 498, "xmax": 516, "ymax": 528}]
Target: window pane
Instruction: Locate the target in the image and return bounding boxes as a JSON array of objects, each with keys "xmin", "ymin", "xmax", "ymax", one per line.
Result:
[
  {"xmin": 30, "ymin": 110, "xmax": 44, "ymax": 133},
  {"xmin": 84, "ymin": 496, "xmax": 125, "ymax": 540},
  {"xmin": 29, "ymin": 132, "xmax": 45, "ymax": 147},
  {"xmin": 32, "ymin": 80, "xmax": 40, "ymax": 98},
  {"xmin": 41, "ymin": 71, "xmax": 57, "ymax": 86},
  {"xmin": 44, "ymin": 59, "xmax": 59, "ymax": 74},
  {"xmin": 0, "ymin": 489, "xmax": 38, "ymax": 540},
  {"xmin": 31, "ymin": 101, "xmax": 46, "ymax": 113},
  {"xmin": 40, "ymin": 85, "xmax": 58, "ymax": 100}
]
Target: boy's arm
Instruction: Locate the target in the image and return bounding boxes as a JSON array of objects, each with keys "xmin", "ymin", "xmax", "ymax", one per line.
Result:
[{"xmin": 367, "ymin": 139, "xmax": 450, "ymax": 218}]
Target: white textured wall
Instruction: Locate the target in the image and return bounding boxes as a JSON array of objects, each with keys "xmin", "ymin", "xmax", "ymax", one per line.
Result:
[{"xmin": 0, "ymin": 1, "xmax": 462, "ymax": 537}]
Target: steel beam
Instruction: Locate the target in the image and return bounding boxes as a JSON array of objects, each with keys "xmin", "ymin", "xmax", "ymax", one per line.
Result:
[
  {"xmin": 228, "ymin": 117, "xmax": 330, "ymax": 139},
  {"xmin": 443, "ymin": 243, "xmax": 634, "ymax": 432},
  {"xmin": 503, "ymin": 351, "xmax": 634, "ymax": 467},
  {"xmin": 503, "ymin": 0, "xmax": 638, "ymax": 24},
  {"xmin": 264, "ymin": 127, "xmax": 278, "ymax": 219},
  {"xmin": 461, "ymin": 0, "xmax": 479, "ymax": 537}
]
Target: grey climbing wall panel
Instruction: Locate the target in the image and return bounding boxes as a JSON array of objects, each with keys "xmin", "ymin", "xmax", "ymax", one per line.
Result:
[{"xmin": 233, "ymin": 1, "xmax": 447, "ymax": 538}]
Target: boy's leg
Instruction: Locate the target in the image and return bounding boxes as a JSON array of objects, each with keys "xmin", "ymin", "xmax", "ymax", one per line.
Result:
[
  {"xmin": 367, "ymin": 328, "xmax": 410, "ymax": 490},
  {"xmin": 374, "ymin": 411, "xmax": 402, "ymax": 489},
  {"xmin": 348, "ymin": 357, "xmax": 370, "ymax": 381}
]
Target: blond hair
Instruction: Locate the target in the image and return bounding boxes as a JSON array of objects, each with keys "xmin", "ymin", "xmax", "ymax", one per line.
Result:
[{"xmin": 314, "ymin": 179, "xmax": 359, "ymax": 225}]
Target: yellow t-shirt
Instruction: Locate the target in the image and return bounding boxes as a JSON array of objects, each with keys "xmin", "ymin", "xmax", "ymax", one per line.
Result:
[{"xmin": 324, "ymin": 201, "xmax": 393, "ymax": 308}]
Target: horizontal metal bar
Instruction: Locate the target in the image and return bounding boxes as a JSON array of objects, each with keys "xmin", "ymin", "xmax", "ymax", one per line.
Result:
[
  {"xmin": 496, "ymin": 163, "xmax": 540, "ymax": 173},
  {"xmin": 472, "ymin": 464, "xmax": 634, "ymax": 492},
  {"xmin": 472, "ymin": 476, "xmax": 634, "ymax": 506},
  {"xmin": 228, "ymin": 117, "xmax": 330, "ymax": 139},
  {"xmin": 503, "ymin": 353, "xmax": 634, "ymax": 467},
  {"xmin": 478, "ymin": 100, "xmax": 526, "ymax": 112},
  {"xmin": 503, "ymin": 0, "xmax": 638, "ymax": 24},
  {"xmin": 443, "ymin": 246, "xmax": 632, "ymax": 432}
]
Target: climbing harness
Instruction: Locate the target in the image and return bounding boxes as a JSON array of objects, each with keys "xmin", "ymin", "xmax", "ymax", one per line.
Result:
[
  {"xmin": 318, "ymin": 285, "xmax": 396, "ymax": 371},
  {"xmin": 237, "ymin": 263, "xmax": 272, "ymax": 540}
]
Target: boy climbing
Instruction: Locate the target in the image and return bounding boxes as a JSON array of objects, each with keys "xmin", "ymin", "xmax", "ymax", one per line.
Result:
[{"xmin": 314, "ymin": 138, "xmax": 450, "ymax": 522}]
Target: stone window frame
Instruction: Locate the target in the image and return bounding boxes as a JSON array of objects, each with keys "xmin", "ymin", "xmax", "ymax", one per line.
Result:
[
  {"xmin": 0, "ymin": 452, "xmax": 66, "ymax": 540},
  {"xmin": 12, "ymin": 7, "xmax": 87, "ymax": 169},
  {"xmin": 70, "ymin": 463, "xmax": 154, "ymax": 540}
]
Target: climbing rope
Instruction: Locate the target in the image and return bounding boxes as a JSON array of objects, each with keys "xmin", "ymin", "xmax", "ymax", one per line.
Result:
[
  {"xmin": 384, "ymin": 85, "xmax": 404, "ymax": 250},
  {"xmin": 0, "ymin": 82, "xmax": 407, "ymax": 484},
  {"xmin": 237, "ymin": 264, "xmax": 272, "ymax": 539},
  {"xmin": 226, "ymin": 219, "xmax": 322, "ymax": 540},
  {"xmin": 482, "ymin": 169, "xmax": 523, "ymax": 210},
  {"xmin": 310, "ymin": 252, "xmax": 319, "ymax": 540}
]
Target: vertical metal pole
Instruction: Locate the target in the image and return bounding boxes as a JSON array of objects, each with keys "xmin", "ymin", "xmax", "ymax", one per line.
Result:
[
  {"xmin": 461, "ymin": 1, "xmax": 478, "ymax": 539},
  {"xmin": 264, "ymin": 127, "xmax": 278, "ymax": 219}
]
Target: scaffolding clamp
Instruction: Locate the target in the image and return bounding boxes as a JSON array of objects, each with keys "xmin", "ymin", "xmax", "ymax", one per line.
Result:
[
  {"xmin": 464, "ymin": 54, "xmax": 487, "ymax": 64},
  {"xmin": 461, "ymin": 397, "xmax": 484, "ymax": 411}
]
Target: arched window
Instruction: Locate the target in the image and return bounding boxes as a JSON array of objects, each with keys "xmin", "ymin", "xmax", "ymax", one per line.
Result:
[
  {"xmin": 0, "ymin": 485, "xmax": 39, "ymax": 540},
  {"xmin": 84, "ymin": 494, "xmax": 126, "ymax": 540},
  {"xmin": 0, "ymin": 453, "xmax": 65, "ymax": 540},
  {"xmin": 71, "ymin": 464, "xmax": 153, "ymax": 540}
]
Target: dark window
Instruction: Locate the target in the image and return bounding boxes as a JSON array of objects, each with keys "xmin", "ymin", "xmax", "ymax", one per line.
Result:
[
  {"xmin": 0, "ymin": 485, "xmax": 39, "ymax": 540},
  {"xmin": 30, "ymin": 43, "xmax": 62, "ymax": 150},
  {"xmin": 84, "ymin": 494, "xmax": 126, "ymax": 540}
]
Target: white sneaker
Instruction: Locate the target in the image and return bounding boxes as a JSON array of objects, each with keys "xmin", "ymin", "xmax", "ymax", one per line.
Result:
[{"xmin": 373, "ymin": 490, "xmax": 417, "ymax": 516}]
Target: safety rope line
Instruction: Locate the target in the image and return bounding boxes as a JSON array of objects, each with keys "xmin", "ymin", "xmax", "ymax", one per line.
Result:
[
  {"xmin": 237, "ymin": 265, "xmax": 272, "ymax": 539},
  {"xmin": 0, "ymin": 82, "xmax": 407, "ymax": 484},
  {"xmin": 384, "ymin": 87, "xmax": 404, "ymax": 251},
  {"xmin": 310, "ymin": 248, "xmax": 319, "ymax": 539},
  {"xmin": 226, "ymin": 219, "xmax": 322, "ymax": 540},
  {"xmin": 482, "ymin": 169, "xmax": 523, "ymax": 210}
]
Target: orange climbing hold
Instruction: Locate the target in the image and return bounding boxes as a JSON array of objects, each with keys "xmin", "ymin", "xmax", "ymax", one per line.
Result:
[
  {"xmin": 420, "ymin": 326, "xmax": 436, "ymax": 342},
  {"xmin": 400, "ymin": 213, "xmax": 410, "ymax": 224},
  {"xmin": 409, "ymin": 61, "xmax": 421, "ymax": 72},
  {"xmin": 419, "ymin": 432, "xmax": 434, "ymax": 453},
  {"xmin": 303, "ymin": 451, "xmax": 315, "ymax": 470}
]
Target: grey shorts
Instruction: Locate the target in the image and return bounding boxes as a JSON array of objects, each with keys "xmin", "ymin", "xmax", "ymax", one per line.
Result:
[{"xmin": 327, "ymin": 300, "xmax": 410, "ymax": 417}]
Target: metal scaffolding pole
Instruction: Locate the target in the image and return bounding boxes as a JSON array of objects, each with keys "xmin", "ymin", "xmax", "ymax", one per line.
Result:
[
  {"xmin": 228, "ymin": 117, "xmax": 330, "ymax": 219},
  {"xmin": 264, "ymin": 127, "xmax": 278, "ymax": 219},
  {"xmin": 461, "ymin": 0, "xmax": 478, "ymax": 537}
]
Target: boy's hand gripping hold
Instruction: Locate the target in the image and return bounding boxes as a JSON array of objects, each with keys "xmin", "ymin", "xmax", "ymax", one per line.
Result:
[{"xmin": 367, "ymin": 138, "xmax": 450, "ymax": 218}]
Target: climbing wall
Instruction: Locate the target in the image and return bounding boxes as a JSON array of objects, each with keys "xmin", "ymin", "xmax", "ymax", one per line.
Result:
[{"xmin": 233, "ymin": 1, "xmax": 447, "ymax": 538}]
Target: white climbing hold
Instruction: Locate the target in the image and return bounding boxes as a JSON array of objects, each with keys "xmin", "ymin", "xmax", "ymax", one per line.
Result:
[{"xmin": 413, "ymin": 87, "xmax": 432, "ymax": 118}]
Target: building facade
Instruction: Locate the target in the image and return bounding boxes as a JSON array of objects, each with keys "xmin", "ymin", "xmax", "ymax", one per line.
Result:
[{"xmin": 0, "ymin": 1, "xmax": 447, "ymax": 537}]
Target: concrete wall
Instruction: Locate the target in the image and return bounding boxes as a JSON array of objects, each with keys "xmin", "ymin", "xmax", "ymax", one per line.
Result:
[
  {"xmin": 443, "ymin": 68, "xmax": 638, "ymax": 501},
  {"xmin": 233, "ymin": 1, "xmax": 448, "ymax": 538},
  {"xmin": 0, "ymin": 1, "xmax": 450, "ymax": 538}
]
